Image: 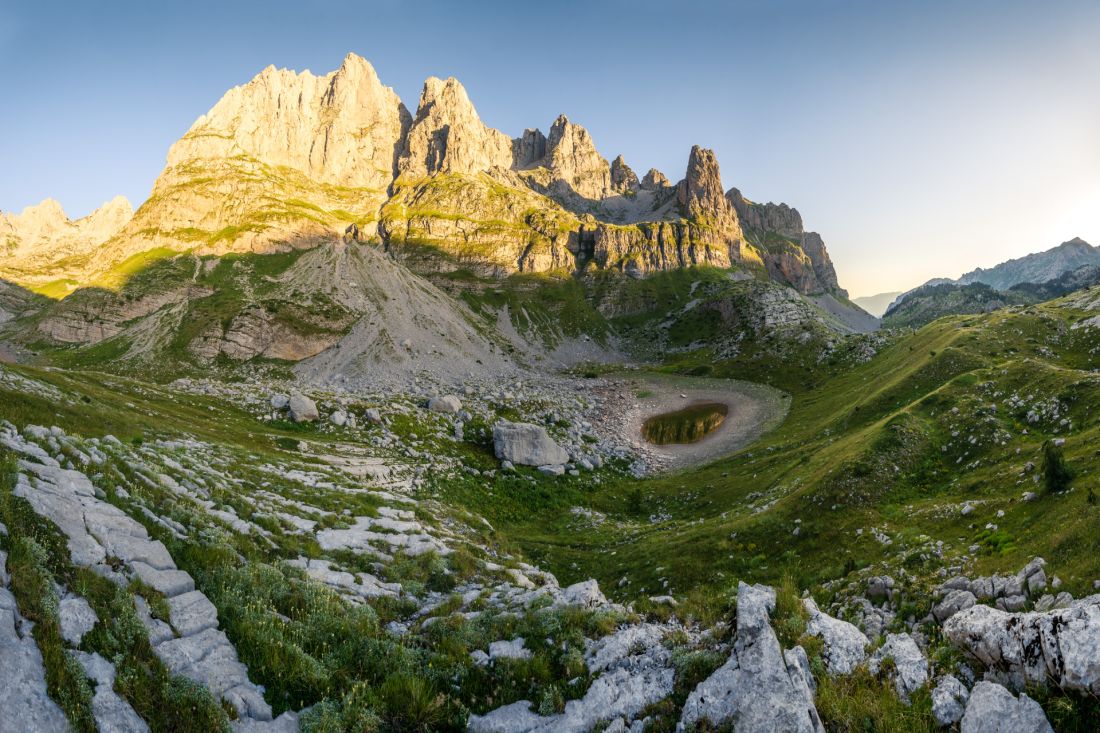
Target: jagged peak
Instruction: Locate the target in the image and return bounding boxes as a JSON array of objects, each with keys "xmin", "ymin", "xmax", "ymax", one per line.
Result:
[
  {"xmin": 18, "ymin": 197, "xmax": 68, "ymax": 220},
  {"xmin": 640, "ymin": 168, "xmax": 671, "ymax": 190},
  {"xmin": 610, "ymin": 155, "xmax": 639, "ymax": 194}
]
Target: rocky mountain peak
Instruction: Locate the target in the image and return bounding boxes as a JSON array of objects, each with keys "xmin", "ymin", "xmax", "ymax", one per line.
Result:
[
  {"xmin": 610, "ymin": 155, "xmax": 639, "ymax": 194},
  {"xmin": 398, "ymin": 76, "xmax": 513, "ymax": 178},
  {"xmin": 677, "ymin": 146, "xmax": 738, "ymax": 227},
  {"xmin": 544, "ymin": 115, "xmax": 612, "ymax": 200},
  {"xmin": 640, "ymin": 168, "xmax": 671, "ymax": 190},
  {"xmin": 165, "ymin": 52, "xmax": 409, "ymax": 190}
]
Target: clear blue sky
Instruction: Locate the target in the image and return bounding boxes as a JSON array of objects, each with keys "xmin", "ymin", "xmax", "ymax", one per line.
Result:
[{"xmin": 2, "ymin": 0, "xmax": 1098, "ymax": 297}]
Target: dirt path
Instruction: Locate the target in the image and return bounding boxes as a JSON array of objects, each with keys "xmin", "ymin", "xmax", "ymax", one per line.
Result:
[{"xmin": 592, "ymin": 372, "xmax": 789, "ymax": 473}]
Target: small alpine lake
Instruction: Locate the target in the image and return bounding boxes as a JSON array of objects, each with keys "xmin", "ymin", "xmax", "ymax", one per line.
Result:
[{"xmin": 642, "ymin": 401, "xmax": 730, "ymax": 445}]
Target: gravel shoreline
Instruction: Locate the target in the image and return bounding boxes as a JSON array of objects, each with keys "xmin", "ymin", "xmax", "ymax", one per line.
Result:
[{"xmin": 591, "ymin": 372, "xmax": 790, "ymax": 473}]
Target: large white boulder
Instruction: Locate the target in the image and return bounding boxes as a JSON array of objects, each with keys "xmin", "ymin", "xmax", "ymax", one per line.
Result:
[
  {"xmin": 960, "ymin": 681, "xmax": 1052, "ymax": 733},
  {"xmin": 493, "ymin": 421, "xmax": 569, "ymax": 467},
  {"xmin": 427, "ymin": 395, "xmax": 462, "ymax": 414},
  {"xmin": 943, "ymin": 596, "xmax": 1100, "ymax": 694},
  {"xmin": 287, "ymin": 393, "xmax": 318, "ymax": 422}
]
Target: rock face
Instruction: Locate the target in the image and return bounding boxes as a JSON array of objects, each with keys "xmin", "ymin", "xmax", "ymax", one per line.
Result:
[
  {"xmin": 493, "ymin": 421, "xmax": 570, "ymax": 467},
  {"xmin": 677, "ymin": 146, "xmax": 745, "ymax": 254},
  {"xmin": 169, "ymin": 53, "xmax": 409, "ymax": 190},
  {"xmin": 959, "ymin": 681, "xmax": 1053, "ymax": 733},
  {"xmin": 680, "ymin": 582, "xmax": 824, "ymax": 732},
  {"xmin": 727, "ymin": 188, "xmax": 847, "ymax": 297},
  {"xmin": 943, "ymin": 595, "xmax": 1100, "ymax": 695},
  {"xmin": 398, "ymin": 76, "xmax": 512, "ymax": 178},
  {"xmin": 610, "ymin": 155, "xmax": 639, "ymax": 193},
  {"xmin": 543, "ymin": 115, "xmax": 612, "ymax": 200}
]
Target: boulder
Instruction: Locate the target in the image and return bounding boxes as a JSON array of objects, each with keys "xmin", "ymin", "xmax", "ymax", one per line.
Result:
[
  {"xmin": 959, "ymin": 681, "xmax": 1052, "ymax": 733},
  {"xmin": 559, "ymin": 580, "xmax": 608, "ymax": 609},
  {"xmin": 933, "ymin": 589, "xmax": 977, "ymax": 623},
  {"xmin": 868, "ymin": 633, "xmax": 928, "ymax": 702},
  {"xmin": 493, "ymin": 421, "xmax": 569, "ymax": 467},
  {"xmin": 427, "ymin": 395, "xmax": 462, "ymax": 414},
  {"xmin": 488, "ymin": 638, "xmax": 532, "ymax": 661},
  {"xmin": 287, "ymin": 393, "xmax": 318, "ymax": 422},
  {"xmin": 364, "ymin": 408, "xmax": 382, "ymax": 424},
  {"xmin": 931, "ymin": 674, "xmax": 968, "ymax": 727},
  {"xmin": 680, "ymin": 582, "xmax": 824, "ymax": 732},
  {"xmin": 329, "ymin": 410, "xmax": 347, "ymax": 427},
  {"xmin": 803, "ymin": 598, "xmax": 869, "ymax": 675}
]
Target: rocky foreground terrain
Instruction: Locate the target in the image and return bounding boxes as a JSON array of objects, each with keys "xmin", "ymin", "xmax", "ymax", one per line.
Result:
[{"xmin": 3, "ymin": 52, "xmax": 1100, "ymax": 733}]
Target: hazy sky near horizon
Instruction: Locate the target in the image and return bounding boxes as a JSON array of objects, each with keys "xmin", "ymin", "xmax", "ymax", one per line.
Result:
[{"xmin": 2, "ymin": 0, "xmax": 1098, "ymax": 297}]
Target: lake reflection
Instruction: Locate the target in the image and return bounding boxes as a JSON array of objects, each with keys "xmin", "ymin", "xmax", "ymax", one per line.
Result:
[{"xmin": 642, "ymin": 402, "xmax": 728, "ymax": 445}]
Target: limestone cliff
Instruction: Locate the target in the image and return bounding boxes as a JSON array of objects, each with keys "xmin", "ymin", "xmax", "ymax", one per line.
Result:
[{"xmin": 728, "ymin": 188, "xmax": 847, "ymax": 297}]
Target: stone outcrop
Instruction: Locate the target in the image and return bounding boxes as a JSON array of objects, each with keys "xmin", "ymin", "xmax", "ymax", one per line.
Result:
[
  {"xmin": 680, "ymin": 582, "xmax": 824, "ymax": 732},
  {"xmin": 943, "ymin": 594, "xmax": 1100, "ymax": 695}
]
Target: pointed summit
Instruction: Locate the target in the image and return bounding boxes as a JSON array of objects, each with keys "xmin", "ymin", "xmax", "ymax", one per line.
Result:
[
  {"xmin": 610, "ymin": 155, "xmax": 639, "ymax": 194},
  {"xmin": 398, "ymin": 76, "xmax": 513, "ymax": 177},
  {"xmin": 544, "ymin": 115, "xmax": 611, "ymax": 200}
]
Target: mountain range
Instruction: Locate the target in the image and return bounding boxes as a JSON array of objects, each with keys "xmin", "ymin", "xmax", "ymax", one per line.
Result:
[
  {"xmin": 883, "ymin": 237, "xmax": 1100, "ymax": 327},
  {"xmin": 0, "ymin": 53, "xmax": 878, "ymax": 387},
  {"xmin": 1, "ymin": 53, "xmax": 849, "ymax": 301}
]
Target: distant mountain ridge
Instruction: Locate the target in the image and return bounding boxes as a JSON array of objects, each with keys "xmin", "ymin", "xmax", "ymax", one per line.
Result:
[
  {"xmin": 883, "ymin": 240, "xmax": 1100, "ymax": 328},
  {"xmin": 956, "ymin": 237, "xmax": 1100, "ymax": 290},
  {"xmin": 852, "ymin": 291, "xmax": 902, "ymax": 318},
  {"xmin": 886, "ymin": 237, "xmax": 1098, "ymax": 318}
]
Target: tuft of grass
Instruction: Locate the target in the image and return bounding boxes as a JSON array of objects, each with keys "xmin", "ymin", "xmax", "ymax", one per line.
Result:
[{"xmin": 815, "ymin": 666, "xmax": 936, "ymax": 732}]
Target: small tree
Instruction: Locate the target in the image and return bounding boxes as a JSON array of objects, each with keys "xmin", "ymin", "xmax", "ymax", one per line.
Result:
[{"xmin": 1042, "ymin": 440, "xmax": 1074, "ymax": 494}]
